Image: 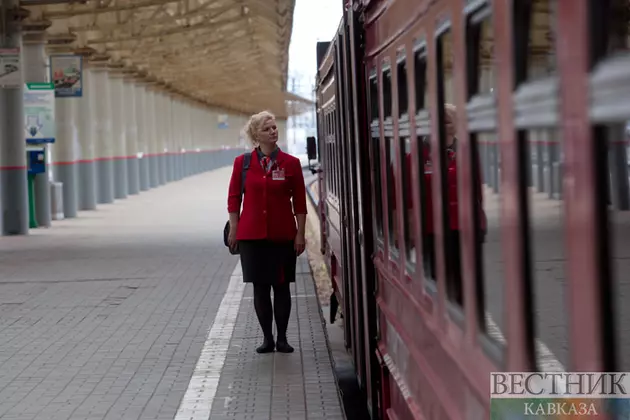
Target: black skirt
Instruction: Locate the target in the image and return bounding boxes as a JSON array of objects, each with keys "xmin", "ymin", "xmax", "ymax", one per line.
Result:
[{"xmin": 239, "ymin": 240, "xmax": 297, "ymax": 285}]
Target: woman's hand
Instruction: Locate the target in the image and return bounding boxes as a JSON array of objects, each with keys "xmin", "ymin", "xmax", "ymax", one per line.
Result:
[
  {"xmin": 228, "ymin": 226, "xmax": 238, "ymax": 252},
  {"xmin": 295, "ymin": 232, "xmax": 306, "ymax": 256}
]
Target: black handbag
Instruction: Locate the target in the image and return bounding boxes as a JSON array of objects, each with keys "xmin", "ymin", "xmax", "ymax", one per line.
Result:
[{"xmin": 224, "ymin": 152, "xmax": 251, "ymax": 254}]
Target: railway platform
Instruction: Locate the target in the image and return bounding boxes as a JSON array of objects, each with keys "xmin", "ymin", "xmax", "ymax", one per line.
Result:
[{"xmin": 0, "ymin": 166, "xmax": 345, "ymax": 420}]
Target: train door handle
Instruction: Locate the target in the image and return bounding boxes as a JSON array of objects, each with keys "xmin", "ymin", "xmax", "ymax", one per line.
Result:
[{"xmin": 357, "ymin": 229, "xmax": 363, "ymax": 245}]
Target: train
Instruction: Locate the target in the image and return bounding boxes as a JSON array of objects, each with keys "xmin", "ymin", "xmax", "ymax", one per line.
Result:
[{"xmin": 309, "ymin": 0, "xmax": 630, "ymax": 419}]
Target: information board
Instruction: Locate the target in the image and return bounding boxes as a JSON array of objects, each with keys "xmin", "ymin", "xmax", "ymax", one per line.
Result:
[
  {"xmin": 24, "ymin": 83, "xmax": 56, "ymax": 144},
  {"xmin": 0, "ymin": 48, "xmax": 21, "ymax": 88},
  {"xmin": 50, "ymin": 55, "xmax": 83, "ymax": 97}
]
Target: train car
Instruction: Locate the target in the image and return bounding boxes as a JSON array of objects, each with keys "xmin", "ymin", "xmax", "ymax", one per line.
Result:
[
  {"xmin": 314, "ymin": 6, "xmax": 382, "ymax": 418},
  {"xmin": 314, "ymin": 0, "xmax": 630, "ymax": 419}
]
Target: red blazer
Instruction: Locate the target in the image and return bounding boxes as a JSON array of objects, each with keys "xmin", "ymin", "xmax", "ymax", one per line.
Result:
[
  {"xmin": 227, "ymin": 149, "xmax": 307, "ymax": 241},
  {"xmin": 421, "ymin": 144, "xmax": 486, "ymax": 234}
]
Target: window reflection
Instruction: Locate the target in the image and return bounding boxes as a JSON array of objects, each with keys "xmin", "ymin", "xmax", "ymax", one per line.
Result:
[
  {"xmin": 383, "ymin": 66, "xmax": 397, "ymax": 254},
  {"xmin": 401, "ymin": 137, "xmax": 413, "ymax": 264},
  {"xmin": 412, "ymin": 41, "xmax": 431, "ymax": 280},
  {"xmin": 369, "ymin": 72, "xmax": 384, "ymax": 241},
  {"xmin": 398, "ymin": 55, "xmax": 413, "ymax": 266},
  {"xmin": 465, "ymin": 6, "xmax": 506, "ymax": 355},
  {"xmin": 608, "ymin": 121, "xmax": 630, "ymax": 371},
  {"xmin": 386, "ymin": 135, "xmax": 397, "ymax": 252},
  {"xmin": 419, "ymin": 136, "xmax": 436, "ymax": 282},
  {"xmin": 599, "ymin": 0, "xmax": 630, "ymax": 373},
  {"xmin": 435, "ymin": 30, "xmax": 465, "ymax": 305}
]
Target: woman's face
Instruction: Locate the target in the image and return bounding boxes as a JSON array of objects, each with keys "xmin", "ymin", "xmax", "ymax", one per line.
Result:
[
  {"xmin": 257, "ymin": 118, "xmax": 278, "ymax": 146},
  {"xmin": 444, "ymin": 112, "xmax": 456, "ymax": 145}
]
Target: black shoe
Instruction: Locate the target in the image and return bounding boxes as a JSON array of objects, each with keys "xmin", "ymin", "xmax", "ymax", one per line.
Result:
[
  {"xmin": 276, "ymin": 339, "xmax": 294, "ymax": 353},
  {"xmin": 256, "ymin": 337, "xmax": 275, "ymax": 354}
]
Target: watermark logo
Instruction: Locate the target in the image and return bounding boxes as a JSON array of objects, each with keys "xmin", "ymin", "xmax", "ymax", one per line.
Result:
[{"xmin": 490, "ymin": 372, "xmax": 630, "ymax": 418}]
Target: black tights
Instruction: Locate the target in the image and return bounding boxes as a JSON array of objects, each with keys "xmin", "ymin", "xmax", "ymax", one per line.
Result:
[
  {"xmin": 253, "ymin": 283, "xmax": 291, "ymax": 341},
  {"xmin": 422, "ymin": 231, "xmax": 463, "ymax": 306}
]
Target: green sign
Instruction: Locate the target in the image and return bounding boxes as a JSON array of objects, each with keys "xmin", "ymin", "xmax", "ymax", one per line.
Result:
[{"xmin": 24, "ymin": 82, "xmax": 56, "ymax": 144}]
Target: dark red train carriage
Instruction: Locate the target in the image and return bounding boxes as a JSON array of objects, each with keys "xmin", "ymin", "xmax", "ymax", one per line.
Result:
[{"xmin": 313, "ymin": 0, "xmax": 629, "ymax": 419}]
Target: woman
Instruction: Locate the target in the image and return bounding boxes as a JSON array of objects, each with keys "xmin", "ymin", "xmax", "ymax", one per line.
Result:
[
  {"xmin": 421, "ymin": 104, "xmax": 486, "ymax": 304},
  {"xmin": 227, "ymin": 110, "xmax": 307, "ymax": 354}
]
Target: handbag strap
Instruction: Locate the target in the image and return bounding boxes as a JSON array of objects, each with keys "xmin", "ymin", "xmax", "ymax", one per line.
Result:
[{"xmin": 240, "ymin": 152, "xmax": 251, "ymax": 197}]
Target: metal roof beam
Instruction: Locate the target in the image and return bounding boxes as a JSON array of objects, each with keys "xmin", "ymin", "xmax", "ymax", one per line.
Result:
[
  {"xmin": 42, "ymin": 0, "xmax": 180, "ymax": 18},
  {"xmin": 86, "ymin": 14, "xmax": 243, "ymax": 44},
  {"xmin": 69, "ymin": 1, "xmax": 233, "ymax": 33}
]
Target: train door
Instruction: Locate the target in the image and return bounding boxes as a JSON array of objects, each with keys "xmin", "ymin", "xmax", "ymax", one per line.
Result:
[
  {"xmin": 334, "ymin": 27, "xmax": 367, "ymax": 390},
  {"xmin": 339, "ymin": 15, "xmax": 375, "ymax": 407},
  {"xmin": 346, "ymin": 5, "xmax": 382, "ymax": 418},
  {"xmin": 315, "ymin": 42, "xmax": 331, "ymax": 264}
]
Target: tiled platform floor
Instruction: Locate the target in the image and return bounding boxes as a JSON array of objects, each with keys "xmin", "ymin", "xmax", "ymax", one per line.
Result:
[
  {"xmin": 0, "ymin": 166, "xmax": 344, "ymax": 420},
  {"xmin": 177, "ymin": 256, "xmax": 345, "ymax": 420}
]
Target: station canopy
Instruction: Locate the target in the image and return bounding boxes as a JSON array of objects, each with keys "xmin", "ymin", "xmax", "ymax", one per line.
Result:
[{"xmin": 21, "ymin": 0, "xmax": 313, "ymax": 119}]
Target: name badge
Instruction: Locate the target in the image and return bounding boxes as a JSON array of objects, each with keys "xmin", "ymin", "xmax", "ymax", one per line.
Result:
[{"xmin": 272, "ymin": 169, "xmax": 285, "ymax": 180}]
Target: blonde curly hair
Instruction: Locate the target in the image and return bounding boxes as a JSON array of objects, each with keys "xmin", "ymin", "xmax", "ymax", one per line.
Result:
[
  {"xmin": 444, "ymin": 103, "xmax": 457, "ymax": 138},
  {"xmin": 242, "ymin": 110, "xmax": 275, "ymax": 146}
]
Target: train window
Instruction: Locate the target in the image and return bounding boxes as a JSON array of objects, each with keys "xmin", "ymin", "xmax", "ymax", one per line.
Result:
[
  {"xmin": 328, "ymin": 141, "xmax": 332, "ymax": 194},
  {"xmin": 328, "ymin": 108, "xmax": 339, "ymax": 197},
  {"xmin": 330, "ymin": 112, "xmax": 333, "ymax": 134},
  {"xmin": 599, "ymin": 119, "xmax": 630, "ymax": 372},
  {"xmin": 514, "ymin": 0, "xmax": 569, "ymax": 371},
  {"xmin": 434, "ymin": 26, "xmax": 464, "ymax": 307},
  {"xmin": 592, "ymin": 123, "xmax": 622, "ymax": 372},
  {"xmin": 400, "ymin": 137, "xmax": 413, "ymax": 265},
  {"xmin": 414, "ymin": 46, "xmax": 428, "ymax": 110},
  {"xmin": 326, "ymin": 110, "xmax": 335, "ymax": 194},
  {"xmin": 335, "ymin": 142, "xmax": 339, "ymax": 198},
  {"xmin": 333, "ymin": 110, "xmax": 339, "ymax": 199},
  {"xmin": 588, "ymin": 0, "xmax": 630, "ymax": 64},
  {"xmin": 464, "ymin": 2, "xmax": 505, "ymax": 362},
  {"xmin": 336, "ymin": 146, "xmax": 339, "ymax": 198},
  {"xmin": 324, "ymin": 112, "xmax": 330, "ymax": 193},
  {"xmin": 525, "ymin": 126, "xmax": 568, "ymax": 372},
  {"xmin": 373, "ymin": 136, "xmax": 384, "ymax": 239},
  {"xmin": 398, "ymin": 54, "xmax": 413, "ymax": 267},
  {"xmin": 369, "ymin": 74, "xmax": 379, "ymax": 122},
  {"xmin": 336, "ymin": 113, "xmax": 340, "ymax": 199},
  {"xmin": 413, "ymin": 42, "xmax": 433, "ymax": 283},
  {"xmin": 588, "ymin": 0, "xmax": 630, "ymax": 371},
  {"xmin": 327, "ymin": 142, "xmax": 332, "ymax": 194},
  {"xmin": 336, "ymin": 147, "xmax": 341, "ymax": 198},
  {"xmin": 397, "ymin": 56, "xmax": 408, "ymax": 117},
  {"xmin": 327, "ymin": 112, "xmax": 333, "ymax": 196},
  {"xmin": 513, "ymin": 0, "xmax": 557, "ymax": 83},
  {"xmin": 386, "ymin": 136, "xmax": 398, "ymax": 254},
  {"xmin": 369, "ymin": 72, "xmax": 384, "ymax": 240},
  {"xmin": 383, "ymin": 65, "xmax": 398, "ymax": 254},
  {"xmin": 382, "ymin": 66, "xmax": 393, "ymax": 118}
]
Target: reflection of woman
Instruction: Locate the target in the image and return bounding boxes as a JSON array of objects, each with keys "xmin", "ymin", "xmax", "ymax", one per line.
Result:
[{"xmin": 420, "ymin": 104, "xmax": 486, "ymax": 304}]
